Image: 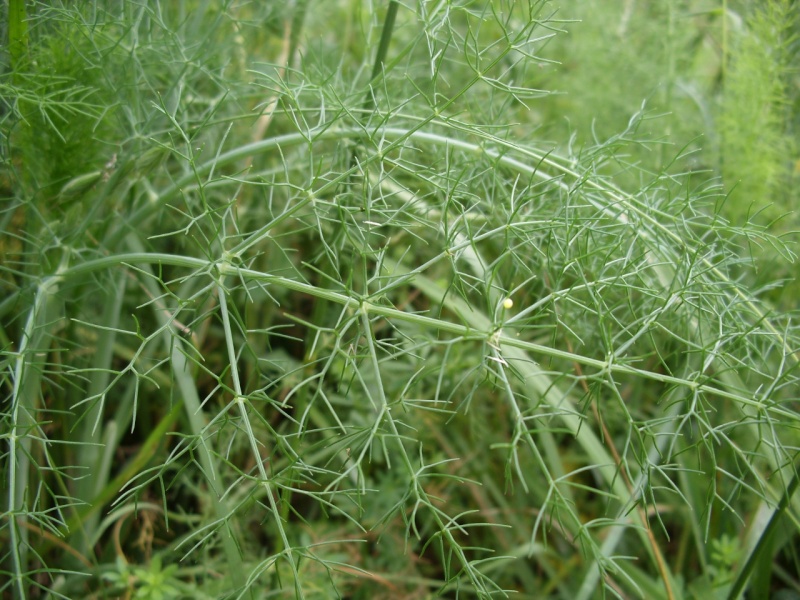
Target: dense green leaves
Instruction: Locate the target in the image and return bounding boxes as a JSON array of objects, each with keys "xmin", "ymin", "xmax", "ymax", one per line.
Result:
[{"xmin": 1, "ymin": 1, "xmax": 798, "ymax": 599}]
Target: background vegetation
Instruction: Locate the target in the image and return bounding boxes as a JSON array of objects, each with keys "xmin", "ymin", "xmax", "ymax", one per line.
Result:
[{"xmin": 2, "ymin": 1, "xmax": 799, "ymax": 598}]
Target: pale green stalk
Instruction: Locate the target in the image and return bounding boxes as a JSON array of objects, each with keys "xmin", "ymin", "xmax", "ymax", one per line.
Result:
[
  {"xmin": 123, "ymin": 236, "xmax": 246, "ymax": 595},
  {"xmin": 60, "ymin": 253, "xmax": 796, "ymax": 422},
  {"xmin": 214, "ymin": 272, "xmax": 303, "ymax": 597},
  {"xmin": 89, "ymin": 120, "xmax": 794, "ymax": 373},
  {"xmin": 7, "ymin": 263, "xmax": 65, "ymax": 599}
]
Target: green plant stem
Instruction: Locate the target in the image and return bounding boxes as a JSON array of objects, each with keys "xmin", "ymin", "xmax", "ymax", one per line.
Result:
[
  {"xmin": 53, "ymin": 251, "xmax": 796, "ymax": 423},
  {"xmin": 50, "ymin": 246, "xmax": 800, "ymax": 594},
  {"xmin": 364, "ymin": 0, "xmax": 400, "ymax": 111},
  {"xmin": 5, "ymin": 120, "xmax": 785, "ymax": 366},
  {"xmin": 8, "ymin": 0, "xmax": 30, "ymax": 71},
  {"xmin": 123, "ymin": 237, "xmax": 247, "ymax": 596},
  {"xmin": 357, "ymin": 306, "xmax": 499, "ymax": 594},
  {"xmin": 216, "ymin": 283, "xmax": 303, "ymax": 597},
  {"xmin": 86, "ymin": 120, "xmax": 792, "ymax": 371},
  {"xmin": 378, "ymin": 171, "xmax": 678, "ymax": 595},
  {"xmin": 287, "ymin": 0, "xmax": 310, "ymax": 63},
  {"xmin": 75, "ymin": 271, "xmax": 128, "ymax": 551},
  {"xmin": 7, "ymin": 269, "xmax": 63, "ymax": 599},
  {"xmin": 727, "ymin": 466, "xmax": 800, "ymax": 600}
]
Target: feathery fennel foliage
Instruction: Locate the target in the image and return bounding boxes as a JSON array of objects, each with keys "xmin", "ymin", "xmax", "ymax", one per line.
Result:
[
  {"xmin": 719, "ymin": 0, "xmax": 797, "ymax": 227},
  {"xmin": 1, "ymin": 1, "xmax": 799, "ymax": 599}
]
